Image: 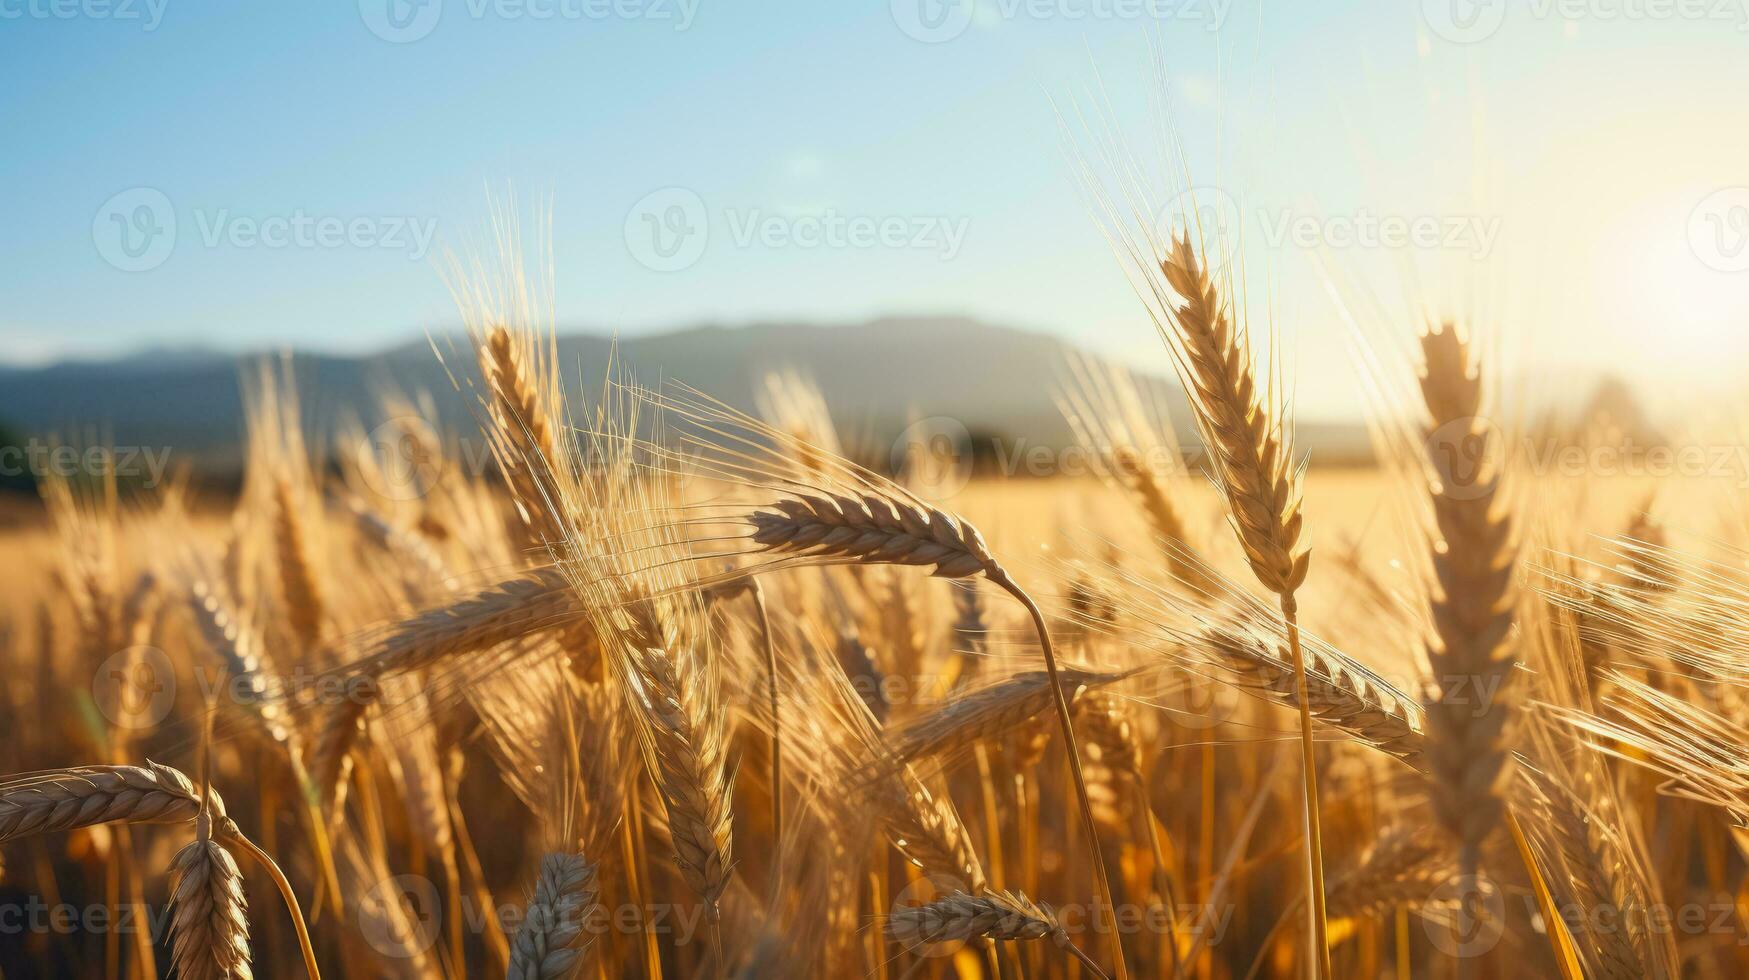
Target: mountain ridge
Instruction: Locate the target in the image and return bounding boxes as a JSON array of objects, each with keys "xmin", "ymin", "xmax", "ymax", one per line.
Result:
[{"xmin": 0, "ymin": 316, "xmax": 1373, "ymax": 471}]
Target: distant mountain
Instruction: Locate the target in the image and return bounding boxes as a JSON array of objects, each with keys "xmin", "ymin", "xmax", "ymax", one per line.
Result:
[{"xmin": 0, "ymin": 316, "xmax": 1373, "ymax": 474}]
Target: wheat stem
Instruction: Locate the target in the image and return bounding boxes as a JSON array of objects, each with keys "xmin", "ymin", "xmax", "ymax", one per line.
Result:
[
  {"xmin": 751, "ymin": 579, "xmax": 783, "ymax": 890},
  {"xmin": 222, "ymin": 828, "xmax": 320, "ymax": 980},
  {"xmin": 1280, "ymin": 596, "xmax": 1331, "ymax": 978},
  {"xmin": 987, "ymin": 567, "xmax": 1130, "ymax": 980}
]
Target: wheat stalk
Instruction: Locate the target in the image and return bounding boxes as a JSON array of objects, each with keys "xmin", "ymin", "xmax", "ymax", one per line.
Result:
[
  {"xmin": 0, "ymin": 762, "xmax": 223, "ymax": 842},
  {"xmin": 311, "ymin": 567, "xmax": 590, "ymax": 802},
  {"xmin": 881, "ymin": 769, "xmax": 990, "ymax": 893},
  {"xmin": 1325, "ymin": 824, "xmax": 1449, "ymax": 921},
  {"xmin": 887, "ymin": 667, "xmax": 1116, "ymax": 764},
  {"xmin": 1076, "ymin": 690, "xmax": 1185, "ymax": 978},
  {"xmin": 1517, "ymin": 767, "xmax": 1660, "ymax": 979},
  {"xmin": 167, "ymin": 837, "xmax": 253, "ymax": 980},
  {"xmin": 479, "ymin": 324, "xmax": 574, "ymax": 552},
  {"xmin": 1416, "ymin": 322, "xmax": 1519, "ymax": 974},
  {"xmin": 187, "ymin": 581, "xmax": 297, "ymax": 748},
  {"xmin": 1147, "ymin": 233, "xmax": 1327, "ymax": 974},
  {"xmin": 620, "ymin": 642, "xmax": 734, "ymax": 921},
  {"xmin": 1111, "ymin": 448, "xmax": 1220, "ymax": 595},
  {"xmin": 735, "ymin": 480, "xmax": 1128, "ymax": 977},
  {"xmin": 1203, "ymin": 623, "xmax": 1428, "ymax": 771},
  {"xmin": 888, "ymin": 890, "xmax": 1110, "ymax": 980},
  {"xmin": 508, "ymin": 852, "xmax": 599, "ymax": 980},
  {"xmin": 747, "ymin": 491, "xmax": 995, "ymax": 579},
  {"xmin": 273, "ymin": 477, "xmax": 327, "ymax": 652}
]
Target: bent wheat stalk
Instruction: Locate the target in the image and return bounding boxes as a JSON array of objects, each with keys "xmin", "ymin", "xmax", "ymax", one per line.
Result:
[
  {"xmin": 886, "ymin": 666, "xmax": 1121, "ymax": 765},
  {"xmin": 744, "ymin": 486, "xmax": 1129, "ymax": 979},
  {"xmin": 218, "ymin": 826, "xmax": 321, "ymax": 980},
  {"xmin": 0, "ymin": 763, "xmax": 220, "ymax": 841},
  {"xmin": 1202, "ymin": 623, "xmax": 1428, "ymax": 772},
  {"xmin": 311, "ymin": 567, "xmax": 590, "ymax": 804},
  {"xmin": 888, "ymin": 890, "xmax": 1110, "ymax": 980}
]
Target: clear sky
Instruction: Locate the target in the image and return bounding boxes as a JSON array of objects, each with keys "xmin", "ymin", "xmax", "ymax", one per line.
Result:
[{"xmin": 5, "ymin": 1, "xmax": 1749, "ymax": 419}]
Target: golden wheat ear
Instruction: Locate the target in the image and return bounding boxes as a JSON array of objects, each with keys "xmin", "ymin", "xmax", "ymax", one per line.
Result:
[
  {"xmin": 508, "ymin": 852, "xmax": 599, "ymax": 980},
  {"xmin": 167, "ymin": 837, "xmax": 253, "ymax": 980},
  {"xmin": 0, "ymin": 763, "xmax": 219, "ymax": 842},
  {"xmin": 1414, "ymin": 323, "xmax": 1519, "ymax": 913},
  {"xmin": 609, "ymin": 383, "xmax": 1134, "ymax": 979},
  {"xmin": 1130, "ymin": 230, "xmax": 1325, "ymax": 973},
  {"xmin": 888, "ymin": 890, "xmax": 1111, "ymax": 980}
]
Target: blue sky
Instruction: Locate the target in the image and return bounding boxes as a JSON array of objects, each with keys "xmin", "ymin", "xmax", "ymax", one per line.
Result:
[{"xmin": 4, "ymin": 1, "xmax": 1749, "ymax": 417}]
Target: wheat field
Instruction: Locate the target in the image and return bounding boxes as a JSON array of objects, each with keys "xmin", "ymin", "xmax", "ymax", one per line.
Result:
[{"xmin": 2, "ymin": 238, "xmax": 1746, "ymax": 980}]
